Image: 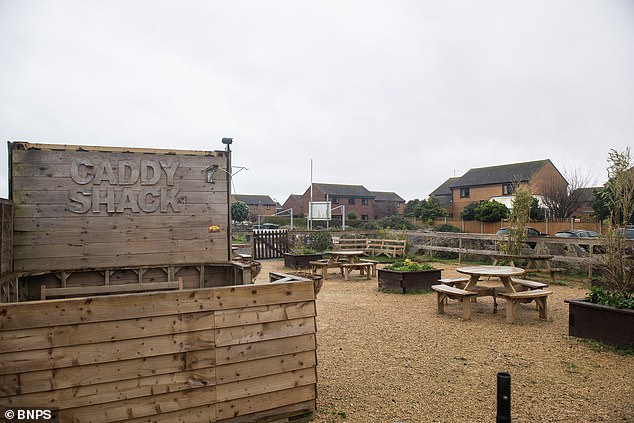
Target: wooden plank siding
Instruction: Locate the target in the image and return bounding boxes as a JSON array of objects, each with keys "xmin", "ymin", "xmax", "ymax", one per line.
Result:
[
  {"xmin": 10, "ymin": 143, "xmax": 230, "ymax": 273},
  {"xmin": 0, "ymin": 199, "xmax": 12, "ymax": 276},
  {"xmin": 0, "ymin": 281, "xmax": 318, "ymax": 422}
]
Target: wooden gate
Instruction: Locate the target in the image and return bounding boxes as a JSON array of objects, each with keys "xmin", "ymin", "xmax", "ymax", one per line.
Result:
[{"xmin": 253, "ymin": 229, "xmax": 289, "ymax": 259}]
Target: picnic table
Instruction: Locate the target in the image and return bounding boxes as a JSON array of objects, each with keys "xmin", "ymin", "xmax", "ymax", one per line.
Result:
[
  {"xmin": 310, "ymin": 250, "xmax": 375, "ymax": 281},
  {"xmin": 491, "ymin": 253, "xmax": 563, "ymax": 283},
  {"xmin": 431, "ymin": 265, "xmax": 552, "ymax": 323}
]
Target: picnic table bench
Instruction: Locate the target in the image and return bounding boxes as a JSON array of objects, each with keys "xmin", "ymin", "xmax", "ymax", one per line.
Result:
[
  {"xmin": 431, "ymin": 284, "xmax": 479, "ymax": 320},
  {"xmin": 492, "ymin": 253, "xmax": 563, "ymax": 283},
  {"xmin": 497, "ymin": 289, "xmax": 552, "ymax": 323}
]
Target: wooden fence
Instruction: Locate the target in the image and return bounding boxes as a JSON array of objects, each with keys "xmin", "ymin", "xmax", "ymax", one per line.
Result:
[
  {"xmin": 432, "ymin": 218, "xmax": 603, "ymax": 235},
  {"xmin": 0, "ymin": 199, "xmax": 12, "ymax": 276},
  {"xmin": 0, "ymin": 281, "xmax": 317, "ymax": 422},
  {"xmin": 252, "ymin": 229, "xmax": 290, "ymax": 259}
]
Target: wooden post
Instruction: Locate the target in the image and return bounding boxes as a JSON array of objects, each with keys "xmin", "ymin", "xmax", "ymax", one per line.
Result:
[{"xmin": 458, "ymin": 238, "xmax": 463, "ymax": 263}]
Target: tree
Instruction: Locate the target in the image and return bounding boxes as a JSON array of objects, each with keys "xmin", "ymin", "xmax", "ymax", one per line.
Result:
[
  {"xmin": 403, "ymin": 197, "xmax": 448, "ymax": 223},
  {"xmin": 529, "ymin": 198, "xmax": 545, "ymax": 220},
  {"xmin": 418, "ymin": 196, "xmax": 448, "ymax": 223},
  {"xmin": 540, "ymin": 167, "xmax": 596, "ymax": 218},
  {"xmin": 503, "ymin": 186, "xmax": 533, "ymax": 255},
  {"xmin": 461, "ymin": 202, "xmax": 480, "ymax": 221},
  {"xmin": 599, "ymin": 148, "xmax": 634, "ymax": 293},
  {"xmin": 403, "ymin": 199, "xmax": 422, "ymax": 218},
  {"xmin": 474, "ymin": 200, "xmax": 509, "ymax": 222},
  {"xmin": 231, "ymin": 201, "xmax": 249, "ymax": 222}
]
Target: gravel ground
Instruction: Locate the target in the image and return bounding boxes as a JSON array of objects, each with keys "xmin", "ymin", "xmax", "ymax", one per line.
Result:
[{"xmin": 255, "ymin": 259, "xmax": 634, "ymax": 423}]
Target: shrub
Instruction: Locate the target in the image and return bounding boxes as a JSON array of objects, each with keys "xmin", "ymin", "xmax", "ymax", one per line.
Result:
[
  {"xmin": 384, "ymin": 259, "xmax": 436, "ymax": 272},
  {"xmin": 588, "ymin": 286, "xmax": 634, "ymax": 309},
  {"xmin": 433, "ymin": 224, "xmax": 462, "ymax": 232},
  {"xmin": 307, "ymin": 230, "xmax": 333, "ymax": 252}
]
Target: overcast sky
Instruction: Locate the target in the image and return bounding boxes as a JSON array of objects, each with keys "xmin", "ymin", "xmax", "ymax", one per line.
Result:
[{"xmin": 1, "ymin": 1, "xmax": 633, "ymax": 204}]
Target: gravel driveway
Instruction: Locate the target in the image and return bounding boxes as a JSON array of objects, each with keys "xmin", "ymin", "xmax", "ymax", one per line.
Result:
[{"xmin": 256, "ymin": 259, "xmax": 634, "ymax": 423}]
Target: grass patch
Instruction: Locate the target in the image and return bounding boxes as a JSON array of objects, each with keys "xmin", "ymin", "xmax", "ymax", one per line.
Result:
[{"xmin": 579, "ymin": 338, "xmax": 634, "ymax": 356}]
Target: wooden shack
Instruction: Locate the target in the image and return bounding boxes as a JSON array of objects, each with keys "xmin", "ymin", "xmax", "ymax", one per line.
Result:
[
  {"xmin": 1, "ymin": 142, "xmax": 317, "ymax": 422},
  {"xmin": 7, "ymin": 142, "xmax": 258, "ymax": 299}
]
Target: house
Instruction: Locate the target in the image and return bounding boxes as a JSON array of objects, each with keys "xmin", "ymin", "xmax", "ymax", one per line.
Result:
[
  {"xmin": 281, "ymin": 194, "xmax": 306, "ymax": 217},
  {"xmin": 429, "ymin": 176, "xmax": 461, "ymax": 217},
  {"xmin": 371, "ymin": 191, "xmax": 406, "ymax": 218},
  {"xmin": 446, "ymin": 159, "xmax": 567, "ymax": 217},
  {"xmin": 233, "ymin": 194, "xmax": 277, "ymax": 219},
  {"xmin": 571, "ymin": 187, "xmax": 601, "ymax": 217},
  {"xmin": 296, "ymin": 183, "xmax": 405, "ymax": 221}
]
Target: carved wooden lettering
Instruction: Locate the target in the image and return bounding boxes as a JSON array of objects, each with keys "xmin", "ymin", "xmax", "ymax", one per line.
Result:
[{"xmin": 68, "ymin": 157, "xmax": 182, "ymax": 214}]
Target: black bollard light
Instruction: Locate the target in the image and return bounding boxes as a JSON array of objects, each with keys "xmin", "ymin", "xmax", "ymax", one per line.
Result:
[{"xmin": 496, "ymin": 372, "xmax": 511, "ymax": 423}]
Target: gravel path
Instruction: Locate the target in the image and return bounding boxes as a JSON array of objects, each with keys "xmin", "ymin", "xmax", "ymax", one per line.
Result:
[{"xmin": 255, "ymin": 259, "xmax": 634, "ymax": 423}]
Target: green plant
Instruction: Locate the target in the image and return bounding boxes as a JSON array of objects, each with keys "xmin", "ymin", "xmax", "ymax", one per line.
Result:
[
  {"xmin": 347, "ymin": 211, "xmax": 358, "ymax": 220},
  {"xmin": 588, "ymin": 286, "xmax": 634, "ymax": 309},
  {"xmin": 289, "ymin": 245, "xmax": 318, "ymax": 255},
  {"xmin": 596, "ymin": 148, "xmax": 634, "ymax": 298},
  {"xmin": 474, "ymin": 200, "xmax": 510, "ymax": 222},
  {"xmin": 433, "ymin": 223, "xmax": 462, "ymax": 232},
  {"xmin": 307, "ymin": 230, "xmax": 333, "ymax": 252},
  {"xmin": 501, "ymin": 185, "xmax": 533, "ymax": 255},
  {"xmin": 384, "ymin": 259, "xmax": 436, "ymax": 272},
  {"xmin": 231, "ymin": 200, "xmax": 249, "ymax": 222}
]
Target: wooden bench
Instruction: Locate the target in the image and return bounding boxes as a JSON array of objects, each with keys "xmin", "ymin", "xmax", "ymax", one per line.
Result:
[
  {"xmin": 41, "ymin": 277, "xmax": 184, "ymax": 300},
  {"xmin": 431, "ymin": 284, "xmax": 479, "ymax": 320},
  {"xmin": 340, "ymin": 263, "xmax": 373, "ymax": 281},
  {"xmin": 496, "ymin": 289, "xmax": 552, "ymax": 323},
  {"xmin": 510, "ymin": 278, "xmax": 548, "ymax": 291},
  {"xmin": 309, "ymin": 260, "xmax": 340, "ymax": 280},
  {"xmin": 335, "ymin": 238, "xmax": 406, "ymax": 257},
  {"xmin": 359, "ymin": 259, "xmax": 379, "ymax": 277},
  {"xmin": 438, "ymin": 277, "xmax": 469, "ymax": 287}
]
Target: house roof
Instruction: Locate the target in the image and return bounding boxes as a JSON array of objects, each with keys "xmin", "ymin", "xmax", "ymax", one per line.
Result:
[
  {"xmin": 450, "ymin": 159, "xmax": 552, "ymax": 188},
  {"xmin": 312, "ymin": 183, "xmax": 374, "ymax": 198},
  {"xmin": 371, "ymin": 191, "xmax": 405, "ymax": 202},
  {"xmin": 234, "ymin": 194, "xmax": 276, "ymax": 206},
  {"xmin": 430, "ymin": 177, "xmax": 461, "ymax": 197},
  {"xmin": 573, "ymin": 187, "xmax": 601, "ymax": 203}
]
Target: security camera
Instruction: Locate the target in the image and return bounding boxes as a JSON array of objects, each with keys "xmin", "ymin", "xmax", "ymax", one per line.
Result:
[{"xmin": 221, "ymin": 138, "xmax": 233, "ymax": 145}]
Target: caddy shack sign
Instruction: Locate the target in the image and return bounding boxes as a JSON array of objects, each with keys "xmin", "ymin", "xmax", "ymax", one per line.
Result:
[{"xmin": 68, "ymin": 157, "xmax": 182, "ymax": 214}]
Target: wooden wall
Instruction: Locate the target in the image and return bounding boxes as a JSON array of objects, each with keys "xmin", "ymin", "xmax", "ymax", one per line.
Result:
[
  {"xmin": 10, "ymin": 143, "xmax": 230, "ymax": 273},
  {"xmin": 0, "ymin": 199, "xmax": 11, "ymax": 276},
  {"xmin": 0, "ymin": 281, "xmax": 317, "ymax": 422}
]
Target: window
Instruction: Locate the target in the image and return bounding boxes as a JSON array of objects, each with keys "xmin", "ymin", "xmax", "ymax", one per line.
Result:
[
  {"xmin": 332, "ymin": 197, "xmax": 339, "ymax": 204},
  {"xmin": 265, "ymin": 205, "xmax": 271, "ymax": 210},
  {"xmin": 395, "ymin": 202, "xmax": 400, "ymax": 208},
  {"xmin": 460, "ymin": 188, "xmax": 470, "ymax": 198},
  {"xmin": 361, "ymin": 198, "xmax": 368, "ymax": 205},
  {"xmin": 348, "ymin": 197, "xmax": 355, "ymax": 205},
  {"xmin": 361, "ymin": 214, "xmax": 369, "ymax": 220},
  {"xmin": 502, "ymin": 184, "xmax": 514, "ymax": 195}
]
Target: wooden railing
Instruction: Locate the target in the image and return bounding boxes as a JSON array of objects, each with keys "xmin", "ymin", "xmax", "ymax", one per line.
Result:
[{"xmin": 335, "ymin": 238, "xmax": 406, "ymax": 257}]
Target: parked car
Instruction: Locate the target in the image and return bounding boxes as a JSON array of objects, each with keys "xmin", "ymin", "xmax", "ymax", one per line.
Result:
[
  {"xmin": 496, "ymin": 227, "xmax": 546, "ymax": 237},
  {"xmin": 554, "ymin": 230, "xmax": 600, "ymax": 238},
  {"xmin": 621, "ymin": 227, "xmax": 634, "ymax": 240}
]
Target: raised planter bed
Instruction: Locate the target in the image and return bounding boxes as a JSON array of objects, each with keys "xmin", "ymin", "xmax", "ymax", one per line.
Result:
[
  {"xmin": 283, "ymin": 253, "xmax": 324, "ymax": 269},
  {"xmin": 565, "ymin": 298, "xmax": 634, "ymax": 348},
  {"xmin": 378, "ymin": 268, "xmax": 443, "ymax": 294}
]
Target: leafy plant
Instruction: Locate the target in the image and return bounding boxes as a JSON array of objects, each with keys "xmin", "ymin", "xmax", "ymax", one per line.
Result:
[
  {"xmin": 588, "ymin": 286, "xmax": 634, "ymax": 309},
  {"xmin": 474, "ymin": 200, "xmax": 510, "ymax": 222},
  {"xmin": 433, "ymin": 223, "xmax": 462, "ymax": 232},
  {"xmin": 501, "ymin": 185, "xmax": 533, "ymax": 255},
  {"xmin": 595, "ymin": 148, "xmax": 634, "ymax": 298},
  {"xmin": 384, "ymin": 259, "xmax": 436, "ymax": 272},
  {"xmin": 230, "ymin": 200, "xmax": 249, "ymax": 222},
  {"xmin": 307, "ymin": 230, "xmax": 333, "ymax": 252}
]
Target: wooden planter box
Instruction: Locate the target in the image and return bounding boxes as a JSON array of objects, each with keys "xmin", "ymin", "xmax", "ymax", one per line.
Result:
[
  {"xmin": 378, "ymin": 268, "xmax": 442, "ymax": 293},
  {"xmin": 283, "ymin": 253, "xmax": 324, "ymax": 269},
  {"xmin": 565, "ymin": 298, "xmax": 634, "ymax": 348}
]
